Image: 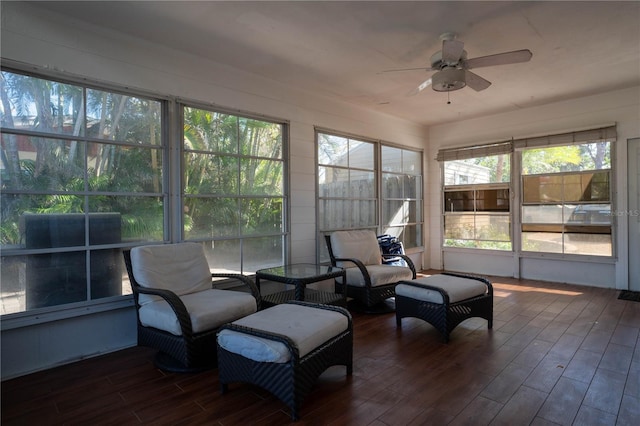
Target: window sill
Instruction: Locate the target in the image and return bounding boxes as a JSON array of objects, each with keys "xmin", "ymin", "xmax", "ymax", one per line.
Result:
[{"xmin": 0, "ymin": 296, "xmax": 135, "ymax": 331}]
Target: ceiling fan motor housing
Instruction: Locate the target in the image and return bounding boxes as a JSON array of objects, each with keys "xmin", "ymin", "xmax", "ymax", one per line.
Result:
[{"xmin": 432, "ymin": 67, "xmax": 466, "ymax": 92}]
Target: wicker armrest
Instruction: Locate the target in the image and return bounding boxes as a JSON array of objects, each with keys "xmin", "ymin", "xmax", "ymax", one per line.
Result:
[{"xmin": 134, "ymin": 286, "xmax": 194, "ymax": 337}]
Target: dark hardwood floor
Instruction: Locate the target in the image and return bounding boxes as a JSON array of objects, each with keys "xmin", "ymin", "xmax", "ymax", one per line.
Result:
[{"xmin": 2, "ymin": 271, "xmax": 639, "ymax": 425}]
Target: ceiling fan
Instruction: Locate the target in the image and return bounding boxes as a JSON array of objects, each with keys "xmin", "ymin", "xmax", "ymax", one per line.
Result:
[{"xmin": 383, "ymin": 33, "xmax": 533, "ymax": 95}]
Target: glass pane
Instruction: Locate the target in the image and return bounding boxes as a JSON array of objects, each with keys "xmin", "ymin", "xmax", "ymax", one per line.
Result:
[
  {"xmin": 203, "ymin": 239, "xmax": 241, "ymax": 274},
  {"xmin": 90, "ymin": 196, "xmax": 164, "ymax": 242},
  {"xmin": 444, "ymin": 214, "xmax": 475, "ymax": 239},
  {"xmin": 184, "ymin": 108, "xmax": 238, "ymax": 153},
  {"xmin": 566, "ymin": 204, "xmax": 611, "ymax": 225},
  {"xmin": 476, "ymin": 189, "xmax": 510, "ymax": 212},
  {"xmin": 382, "ymin": 173, "xmax": 403, "ymax": 198},
  {"xmin": 1, "ymin": 255, "xmax": 27, "ymax": 314},
  {"xmin": 588, "ymin": 172, "xmax": 610, "ymax": 201},
  {"xmin": 242, "ymin": 236, "xmax": 284, "ymax": 273},
  {"xmin": 25, "ymin": 250, "xmax": 88, "ymax": 309},
  {"xmin": 348, "ymin": 140, "xmax": 374, "ymax": 170},
  {"xmin": 319, "ymin": 199, "xmax": 347, "ymax": 230},
  {"xmin": 403, "ymin": 224, "xmax": 422, "ymax": 249},
  {"xmin": 240, "ymin": 158, "xmax": 283, "ymax": 195},
  {"xmin": 88, "ymin": 143, "xmax": 162, "ymax": 193},
  {"xmin": 86, "ymin": 90, "xmax": 161, "ymax": 144},
  {"xmin": 522, "ymin": 142, "xmax": 610, "ymax": 174},
  {"xmin": 318, "ymin": 166, "xmax": 348, "ymax": 198},
  {"xmin": 381, "ymin": 146, "xmax": 402, "ymax": 173},
  {"xmin": 564, "ymin": 233, "xmax": 612, "ymax": 256},
  {"xmin": 1, "ymin": 195, "xmax": 84, "ymax": 249},
  {"xmin": 383, "ymin": 200, "xmax": 403, "ymax": 225},
  {"xmin": 185, "ymin": 153, "xmax": 238, "ymax": 195},
  {"xmin": 350, "ymin": 170, "xmax": 375, "ymax": 198},
  {"xmin": 318, "ymin": 134, "xmax": 348, "ymax": 166},
  {"xmin": 522, "ymin": 205, "xmax": 564, "ymax": 224},
  {"xmin": 407, "ymin": 200, "xmax": 421, "ymax": 222},
  {"xmin": 522, "ymin": 232, "xmax": 564, "ymax": 253},
  {"xmin": 240, "ymin": 198, "xmax": 283, "ymax": 235},
  {"xmin": 184, "ymin": 197, "xmax": 239, "ymax": 239},
  {"xmin": 403, "ymin": 150, "xmax": 421, "ymax": 175},
  {"xmin": 444, "ymin": 154, "xmax": 510, "ymax": 185},
  {"xmin": 475, "ymin": 214, "xmax": 511, "ymax": 242},
  {"xmin": 1, "ymin": 136, "xmax": 85, "ymax": 191},
  {"xmin": 1, "ymin": 72, "xmax": 83, "ymax": 136},
  {"xmin": 404, "ymin": 175, "xmax": 421, "ymax": 200},
  {"xmin": 444, "ymin": 190, "xmax": 474, "ymax": 212},
  {"xmin": 563, "ymin": 174, "xmax": 584, "ymax": 202},
  {"xmin": 238, "ymin": 118, "xmax": 282, "ymax": 159},
  {"xmin": 351, "ymin": 200, "xmax": 376, "ymax": 228},
  {"xmin": 523, "ymin": 175, "xmax": 563, "ymax": 203},
  {"xmin": 89, "ymin": 248, "xmax": 123, "ymax": 300}
]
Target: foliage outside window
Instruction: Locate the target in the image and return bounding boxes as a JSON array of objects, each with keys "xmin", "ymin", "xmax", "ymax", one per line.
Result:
[
  {"xmin": 1, "ymin": 70, "xmax": 164, "ymax": 314},
  {"xmin": 317, "ymin": 131, "xmax": 423, "ymax": 260},
  {"xmin": 443, "ymin": 154, "xmax": 511, "ymax": 250},
  {"xmin": 182, "ymin": 106, "xmax": 286, "ymax": 274},
  {"xmin": 521, "ymin": 142, "xmax": 612, "ymax": 256}
]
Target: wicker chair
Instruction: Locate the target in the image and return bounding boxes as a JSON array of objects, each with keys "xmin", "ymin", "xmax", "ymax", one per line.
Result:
[
  {"xmin": 325, "ymin": 230, "xmax": 416, "ymax": 312},
  {"xmin": 123, "ymin": 243, "xmax": 261, "ymax": 372}
]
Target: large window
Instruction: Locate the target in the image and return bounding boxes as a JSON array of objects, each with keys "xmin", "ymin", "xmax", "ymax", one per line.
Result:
[
  {"xmin": 182, "ymin": 106, "xmax": 286, "ymax": 274},
  {"xmin": 443, "ymin": 154, "xmax": 511, "ymax": 250},
  {"xmin": 0, "ymin": 68, "xmax": 289, "ymax": 317},
  {"xmin": 438, "ymin": 127, "xmax": 615, "ymax": 258},
  {"xmin": 521, "ymin": 142, "xmax": 612, "ymax": 256},
  {"xmin": 317, "ymin": 130, "xmax": 423, "ymax": 259},
  {"xmin": 1, "ymin": 70, "xmax": 164, "ymax": 314}
]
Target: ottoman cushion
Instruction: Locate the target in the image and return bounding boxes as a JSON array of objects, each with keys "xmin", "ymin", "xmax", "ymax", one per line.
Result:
[
  {"xmin": 217, "ymin": 304, "xmax": 349, "ymax": 363},
  {"xmin": 396, "ymin": 274, "xmax": 488, "ymax": 304}
]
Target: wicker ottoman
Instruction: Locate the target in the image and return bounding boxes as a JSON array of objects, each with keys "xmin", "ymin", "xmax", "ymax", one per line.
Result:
[
  {"xmin": 395, "ymin": 272, "xmax": 493, "ymax": 342},
  {"xmin": 216, "ymin": 301, "xmax": 353, "ymax": 421}
]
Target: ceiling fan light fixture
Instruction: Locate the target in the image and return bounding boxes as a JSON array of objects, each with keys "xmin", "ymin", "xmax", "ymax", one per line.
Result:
[{"xmin": 432, "ymin": 67, "xmax": 466, "ymax": 92}]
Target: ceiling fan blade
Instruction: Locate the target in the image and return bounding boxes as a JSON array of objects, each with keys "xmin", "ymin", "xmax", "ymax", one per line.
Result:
[
  {"xmin": 465, "ymin": 49, "xmax": 533, "ymax": 69},
  {"xmin": 407, "ymin": 78, "xmax": 432, "ymax": 96},
  {"xmin": 378, "ymin": 66, "xmax": 435, "ymax": 74},
  {"xmin": 465, "ymin": 70, "xmax": 491, "ymax": 91},
  {"xmin": 442, "ymin": 39, "xmax": 464, "ymax": 64}
]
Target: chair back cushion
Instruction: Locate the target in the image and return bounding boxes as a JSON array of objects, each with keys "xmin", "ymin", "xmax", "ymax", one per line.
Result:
[
  {"xmin": 330, "ymin": 230, "xmax": 381, "ymax": 267},
  {"xmin": 131, "ymin": 243, "xmax": 212, "ymax": 305}
]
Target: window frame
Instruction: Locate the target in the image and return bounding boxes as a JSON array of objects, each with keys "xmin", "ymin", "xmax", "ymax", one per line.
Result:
[
  {"xmin": 179, "ymin": 102, "xmax": 289, "ymax": 274},
  {"xmin": 441, "ymin": 153, "xmax": 513, "ymax": 252},
  {"xmin": 519, "ymin": 143, "xmax": 614, "ymax": 258},
  {"xmin": 315, "ymin": 128, "xmax": 424, "ymax": 263},
  {"xmin": 0, "ymin": 64, "xmax": 291, "ymax": 324},
  {"xmin": 438, "ymin": 127, "xmax": 617, "ymax": 261}
]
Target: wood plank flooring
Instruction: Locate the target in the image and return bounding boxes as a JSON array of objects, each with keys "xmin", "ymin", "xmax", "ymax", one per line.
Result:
[{"xmin": 2, "ymin": 271, "xmax": 639, "ymax": 425}]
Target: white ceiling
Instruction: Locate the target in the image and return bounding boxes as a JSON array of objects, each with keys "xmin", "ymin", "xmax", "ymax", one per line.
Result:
[{"xmin": 34, "ymin": 1, "xmax": 640, "ymax": 126}]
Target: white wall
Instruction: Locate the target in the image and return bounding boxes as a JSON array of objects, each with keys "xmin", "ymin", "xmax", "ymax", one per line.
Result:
[
  {"xmin": 427, "ymin": 86, "xmax": 640, "ymax": 288},
  {"xmin": 0, "ymin": 2, "xmax": 428, "ymax": 379}
]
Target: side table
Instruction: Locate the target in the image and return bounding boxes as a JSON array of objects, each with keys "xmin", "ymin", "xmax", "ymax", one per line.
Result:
[{"xmin": 255, "ymin": 263, "xmax": 346, "ymax": 308}]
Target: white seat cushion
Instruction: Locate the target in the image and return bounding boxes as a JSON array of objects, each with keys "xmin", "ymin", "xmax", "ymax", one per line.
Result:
[
  {"xmin": 131, "ymin": 243, "xmax": 212, "ymax": 306},
  {"xmin": 217, "ymin": 304, "xmax": 349, "ymax": 363},
  {"xmin": 139, "ymin": 289, "xmax": 257, "ymax": 335},
  {"xmin": 338, "ymin": 264, "xmax": 414, "ymax": 287},
  {"xmin": 396, "ymin": 275, "xmax": 488, "ymax": 304},
  {"xmin": 330, "ymin": 230, "xmax": 382, "ymax": 268}
]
